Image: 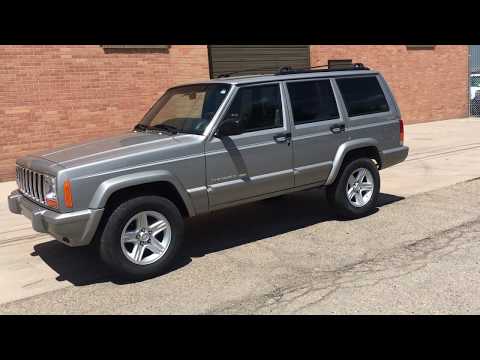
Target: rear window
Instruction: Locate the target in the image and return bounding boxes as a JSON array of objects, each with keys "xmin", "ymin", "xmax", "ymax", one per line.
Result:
[
  {"xmin": 287, "ymin": 80, "xmax": 339, "ymax": 125},
  {"xmin": 336, "ymin": 76, "xmax": 389, "ymax": 117}
]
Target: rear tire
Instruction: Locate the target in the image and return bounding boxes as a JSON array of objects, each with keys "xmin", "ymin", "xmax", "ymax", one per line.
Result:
[
  {"xmin": 326, "ymin": 157, "xmax": 380, "ymax": 219},
  {"xmin": 99, "ymin": 195, "xmax": 184, "ymax": 281}
]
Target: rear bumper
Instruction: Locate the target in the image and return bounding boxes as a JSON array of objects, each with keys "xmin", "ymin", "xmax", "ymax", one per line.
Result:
[
  {"xmin": 381, "ymin": 145, "xmax": 409, "ymax": 169},
  {"xmin": 8, "ymin": 190, "xmax": 103, "ymax": 247}
]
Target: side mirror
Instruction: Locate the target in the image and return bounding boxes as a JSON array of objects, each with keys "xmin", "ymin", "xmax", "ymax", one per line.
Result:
[{"xmin": 216, "ymin": 117, "xmax": 243, "ymax": 137}]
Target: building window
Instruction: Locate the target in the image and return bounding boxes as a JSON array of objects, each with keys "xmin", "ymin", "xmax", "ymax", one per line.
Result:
[
  {"xmin": 101, "ymin": 45, "xmax": 170, "ymax": 53},
  {"xmin": 101, "ymin": 45, "xmax": 170, "ymax": 49},
  {"xmin": 406, "ymin": 45, "xmax": 435, "ymax": 50}
]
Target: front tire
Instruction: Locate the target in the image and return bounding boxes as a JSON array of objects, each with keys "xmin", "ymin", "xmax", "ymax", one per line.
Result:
[
  {"xmin": 99, "ymin": 195, "xmax": 184, "ymax": 280},
  {"xmin": 326, "ymin": 158, "xmax": 380, "ymax": 219}
]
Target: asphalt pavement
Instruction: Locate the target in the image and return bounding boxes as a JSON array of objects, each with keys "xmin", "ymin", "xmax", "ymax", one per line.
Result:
[{"xmin": 1, "ymin": 117, "xmax": 480, "ymax": 314}]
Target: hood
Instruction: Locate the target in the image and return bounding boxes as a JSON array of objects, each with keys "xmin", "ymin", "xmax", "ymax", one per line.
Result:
[{"xmin": 33, "ymin": 131, "xmax": 201, "ymax": 169}]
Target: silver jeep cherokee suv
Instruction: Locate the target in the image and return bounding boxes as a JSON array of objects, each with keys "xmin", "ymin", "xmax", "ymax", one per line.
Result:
[{"xmin": 8, "ymin": 63, "xmax": 408, "ymax": 279}]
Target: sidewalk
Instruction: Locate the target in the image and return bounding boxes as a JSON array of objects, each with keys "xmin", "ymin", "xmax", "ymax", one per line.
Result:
[
  {"xmin": 381, "ymin": 117, "xmax": 480, "ymax": 196},
  {"xmin": 0, "ymin": 116, "xmax": 480, "ymax": 305}
]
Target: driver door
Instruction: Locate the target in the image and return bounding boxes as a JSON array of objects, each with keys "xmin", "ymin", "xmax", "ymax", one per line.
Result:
[{"xmin": 205, "ymin": 82, "xmax": 294, "ymax": 209}]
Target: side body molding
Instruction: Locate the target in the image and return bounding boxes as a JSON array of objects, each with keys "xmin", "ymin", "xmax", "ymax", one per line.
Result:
[
  {"xmin": 324, "ymin": 138, "xmax": 380, "ymax": 186},
  {"xmin": 89, "ymin": 170, "xmax": 196, "ymax": 216}
]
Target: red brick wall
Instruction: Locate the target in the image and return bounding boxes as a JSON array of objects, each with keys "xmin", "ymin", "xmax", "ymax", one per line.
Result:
[
  {"xmin": 0, "ymin": 45, "xmax": 470, "ymax": 181},
  {"xmin": 310, "ymin": 45, "xmax": 469, "ymax": 124},
  {"xmin": 0, "ymin": 45, "xmax": 209, "ymax": 181}
]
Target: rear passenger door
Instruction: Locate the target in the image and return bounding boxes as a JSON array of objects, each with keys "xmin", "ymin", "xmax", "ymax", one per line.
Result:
[{"xmin": 285, "ymin": 78, "xmax": 347, "ymax": 187}]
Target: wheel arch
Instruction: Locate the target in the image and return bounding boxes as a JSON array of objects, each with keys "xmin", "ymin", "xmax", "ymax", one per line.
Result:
[
  {"xmin": 89, "ymin": 170, "xmax": 195, "ymax": 218},
  {"xmin": 325, "ymin": 139, "xmax": 382, "ymax": 186}
]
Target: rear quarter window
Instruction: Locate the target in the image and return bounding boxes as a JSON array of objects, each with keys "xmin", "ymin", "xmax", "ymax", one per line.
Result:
[{"xmin": 336, "ymin": 76, "xmax": 390, "ymax": 117}]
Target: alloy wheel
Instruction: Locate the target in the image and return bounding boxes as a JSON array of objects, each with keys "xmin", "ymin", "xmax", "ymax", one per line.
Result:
[
  {"xmin": 345, "ymin": 167, "xmax": 375, "ymax": 208},
  {"xmin": 120, "ymin": 211, "xmax": 172, "ymax": 265}
]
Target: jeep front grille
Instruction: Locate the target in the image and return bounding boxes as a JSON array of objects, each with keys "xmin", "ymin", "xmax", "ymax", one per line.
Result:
[{"xmin": 16, "ymin": 166, "xmax": 46, "ymax": 205}]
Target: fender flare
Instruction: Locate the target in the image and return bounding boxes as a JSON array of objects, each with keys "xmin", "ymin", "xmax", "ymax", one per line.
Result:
[
  {"xmin": 325, "ymin": 138, "xmax": 381, "ymax": 186},
  {"xmin": 89, "ymin": 170, "xmax": 196, "ymax": 216}
]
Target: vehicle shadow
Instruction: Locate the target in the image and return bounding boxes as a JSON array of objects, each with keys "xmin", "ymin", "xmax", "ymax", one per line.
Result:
[{"xmin": 32, "ymin": 189, "xmax": 404, "ymax": 286}]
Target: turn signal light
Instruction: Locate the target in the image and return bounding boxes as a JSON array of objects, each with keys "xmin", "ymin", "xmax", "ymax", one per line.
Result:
[{"xmin": 63, "ymin": 180, "xmax": 73, "ymax": 208}]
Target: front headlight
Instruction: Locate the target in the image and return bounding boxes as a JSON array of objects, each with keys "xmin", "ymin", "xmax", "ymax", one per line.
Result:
[{"xmin": 43, "ymin": 175, "xmax": 58, "ymax": 208}]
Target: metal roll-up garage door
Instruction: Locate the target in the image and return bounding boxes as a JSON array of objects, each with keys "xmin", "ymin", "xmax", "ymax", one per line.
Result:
[{"xmin": 208, "ymin": 45, "xmax": 310, "ymax": 78}]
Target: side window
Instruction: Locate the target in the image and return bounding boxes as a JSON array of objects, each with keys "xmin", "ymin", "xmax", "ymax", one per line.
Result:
[
  {"xmin": 223, "ymin": 84, "xmax": 283, "ymax": 133},
  {"xmin": 336, "ymin": 76, "xmax": 390, "ymax": 117},
  {"xmin": 287, "ymin": 80, "xmax": 339, "ymax": 125}
]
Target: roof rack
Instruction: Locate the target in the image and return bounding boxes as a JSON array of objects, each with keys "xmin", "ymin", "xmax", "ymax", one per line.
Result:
[
  {"xmin": 216, "ymin": 65, "xmax": 283, "ymax": 78},
  {"xmin": 274, "ymin": 63, "xmax": 369, "ymax": 75},
  {"xmin": 215, "ymin": 62, "xmax": 370, "ymax": 79}
]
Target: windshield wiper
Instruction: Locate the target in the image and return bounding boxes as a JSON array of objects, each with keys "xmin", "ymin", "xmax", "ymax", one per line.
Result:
[
  {"xmin": 133, "ymin": 124, "xmax": 150, "ymax": 132},
  {"xmin": 133, "ymin": 123, "xmax": 178, "ymax": 135},
  {"xmin": 151, "ymin": 124, "xmax": 179, "ymax": 134}
]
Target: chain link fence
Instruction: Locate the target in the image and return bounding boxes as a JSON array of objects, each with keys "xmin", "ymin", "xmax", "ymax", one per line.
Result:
[{"xmin": 470, "ymin": 45, "xmax": 480, "ymax": 117}]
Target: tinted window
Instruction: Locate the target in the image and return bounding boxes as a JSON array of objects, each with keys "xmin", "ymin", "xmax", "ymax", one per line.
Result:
[
  {"xmin": 224, "ymin": 84, "xmax": 283, "ymax": 132},
  {"xmin": 287, "ymin": 80, "xmax": 339, "ymax": 124},
  {"xmin": 337, "ymin": 76, "xmax": 389, "ymax": 117}
]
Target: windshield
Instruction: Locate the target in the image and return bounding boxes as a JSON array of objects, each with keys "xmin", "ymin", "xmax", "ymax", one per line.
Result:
[{"xmin": 138, "ymin": 83, "xmax": 231, "ymax": 135}]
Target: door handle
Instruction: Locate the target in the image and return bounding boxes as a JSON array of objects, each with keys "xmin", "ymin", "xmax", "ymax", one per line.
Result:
[
  {"xmin": 330, "ymin": 124, "xmax": 345, "ymax": 134},
  {"xmin": 273, "ymin": 132, "xmax": 292, "ymax": 143}
]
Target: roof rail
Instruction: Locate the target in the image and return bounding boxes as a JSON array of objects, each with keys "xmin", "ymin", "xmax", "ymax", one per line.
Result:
[
  {"xmin": 215, "ymin": 63, "xmax": 370, "ymax": 79},
  {"xmin": 274, "ymin": 63, "xmax": 369, "ymax": 75},
  {"xmin": 216, "ymin": 65, "xmax": 284, "ymax": 78}
]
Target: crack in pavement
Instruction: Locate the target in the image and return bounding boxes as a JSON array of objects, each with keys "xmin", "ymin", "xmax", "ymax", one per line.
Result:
[
  {"xmin": 0, "ymin": 234, "xmax": 50, "ymax": 247},
  {"xmin": 209, "ymin": 217, "xmax": 480, "ymax": 314},
  {"xmin": 405, "ymin": 144, "xmax": 480, "ymax": 162},
  {"xmin": 3, "ymin": 178, "xmax": 480, "ymax": 314}
]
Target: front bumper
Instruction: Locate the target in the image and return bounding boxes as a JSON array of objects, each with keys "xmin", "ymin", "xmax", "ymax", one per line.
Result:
[{"xmin": 8, "ymin": 190, "xmax": 104, "ymax": 247}]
